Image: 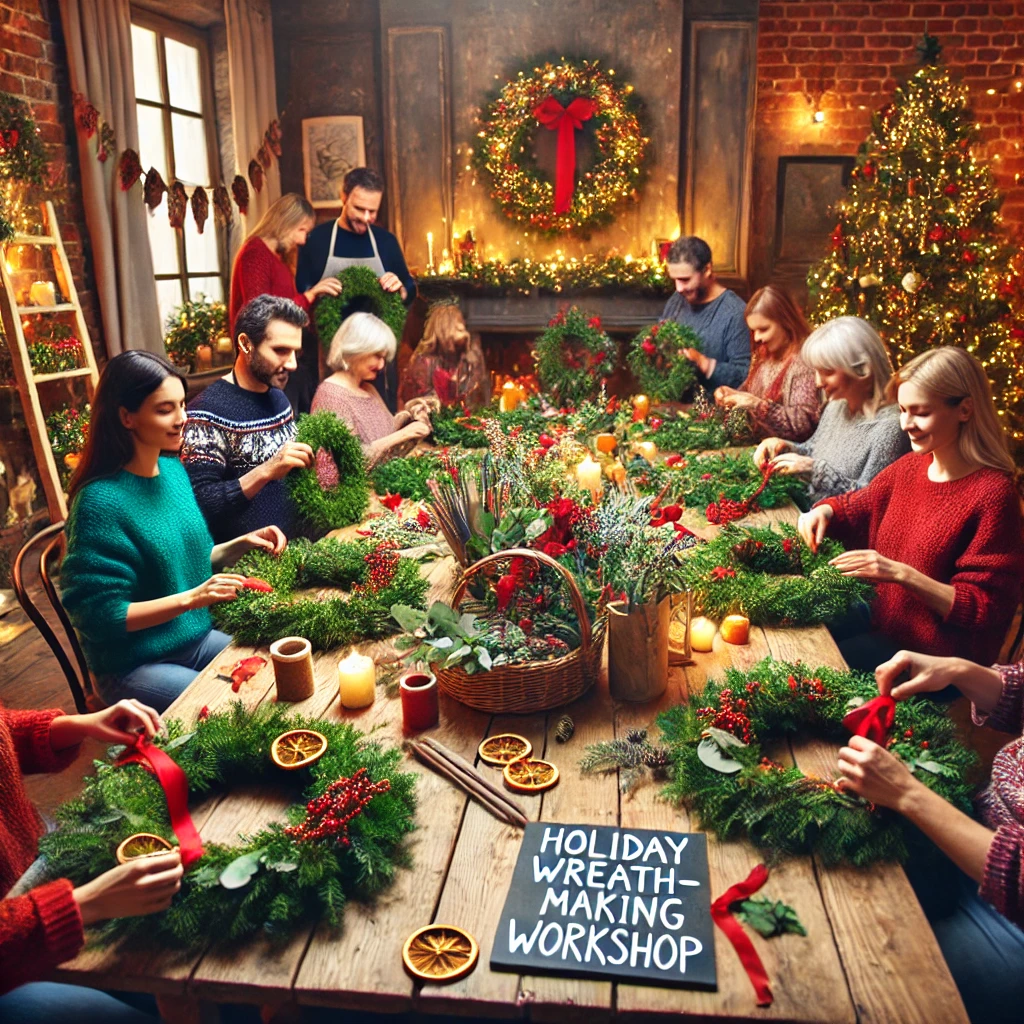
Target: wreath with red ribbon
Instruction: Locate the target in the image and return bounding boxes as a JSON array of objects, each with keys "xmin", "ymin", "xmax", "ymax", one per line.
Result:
[
  {"xmin": 532, "ymin": 306, "xmax": 618, "ymax": 406},
  {"xmin": 627, "ymin": 320, "xmax": 702, "ymax": 403},
  {"xmin": 472, "ymin": 57, "xmax": 647, "ymax": 236}
]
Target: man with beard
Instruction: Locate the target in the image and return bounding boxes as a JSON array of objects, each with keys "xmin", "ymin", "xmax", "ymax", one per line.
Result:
[
  {"xmin": 181, "ymin": 295, "xmax": 313, "ymax": 542},
  {"xmin": 662, "ymin": 235, "xmax": 750, "ymax": 391}
]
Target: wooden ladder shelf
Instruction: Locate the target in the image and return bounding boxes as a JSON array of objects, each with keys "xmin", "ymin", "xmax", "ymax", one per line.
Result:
[{"xmin": 0, "ymin": 201, "xmax": 100, "ymax": 521}]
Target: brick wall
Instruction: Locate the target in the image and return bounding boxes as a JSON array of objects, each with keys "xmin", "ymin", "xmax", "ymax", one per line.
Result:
[
  {"xmin": 1, "ymin": 0, "xmax": 103, "ymax": 357},
  {"xmin": 753, "ymin": 0, "xmax": 1024, "ymax": 290}
]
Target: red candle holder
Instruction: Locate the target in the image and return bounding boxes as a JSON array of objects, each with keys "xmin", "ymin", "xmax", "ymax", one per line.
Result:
[{"xmin": 400, "ymin": 671, "xmax": 439, "ymax": 733}]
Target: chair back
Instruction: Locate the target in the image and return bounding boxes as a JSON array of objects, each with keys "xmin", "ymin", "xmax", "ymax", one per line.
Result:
[{"xmin": 12, "ymin": 521, "xmax": 94, "ymax": 714}]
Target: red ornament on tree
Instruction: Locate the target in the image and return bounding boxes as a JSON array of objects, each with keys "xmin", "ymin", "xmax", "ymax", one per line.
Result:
[
  {"xmin": 926, "ymin": 225, "xmax": 946, "ymax": 243},
  {"xmin": 943, "ymin": 182, "xmax": 960, "ymax": 196}
]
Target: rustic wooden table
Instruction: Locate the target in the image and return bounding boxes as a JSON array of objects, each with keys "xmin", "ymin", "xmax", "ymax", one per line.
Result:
[{"xmin": 52, "ymin": 502, "xmax": 969, "ymax": 1023}]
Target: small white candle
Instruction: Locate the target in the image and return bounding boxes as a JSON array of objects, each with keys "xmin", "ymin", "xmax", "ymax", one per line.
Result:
[
  {"xmin": 689, "ymin": 616, "xmax": 717, "ymax": 653},
  {"xmin": 338, "ymin": 648, "xmax": 376, "ymax": 709},
  {"xmin": 576, "ymin": 454, "xmax": 603, "ymax": 503},
  {"xmin": 30, "ymin": 280, "xmax": 55, "ymax": 306},
  {"xmin": 427, "ymin": 232, "xmax": 434, "ymax": 271}
]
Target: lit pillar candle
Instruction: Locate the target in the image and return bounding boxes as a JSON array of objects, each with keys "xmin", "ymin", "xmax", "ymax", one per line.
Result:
[
  {"xmin": 338, "ymin": 648, "xmax": 376, "ymax": 709},
  {"xmin": 30, "ymin": 280, "xmax": 55, "ymax": 306},
  {"xmin": 427, "ymin": 232, "xmax": 435, "ymax": 271},
  {"xmin": 576, "ymin": 454, "xmax": 603, "ymax": 503},
  {"xmin": 720, "ymin": 614, "xmax": 750, "ymax": 646},
  {"xmin": 632, "ymin": 394, "xmax": 650, "ymax": 422},
  {"xmin": 636, "ymin": 441, "xmax": 658, "ymax": 464},
  {"xmin": 499, "ymin": 380, "xmax": 520, "ymax": 412},
  {"xmin": 689, "ymin": 616, "xmax": 717, "ymax": 653}
]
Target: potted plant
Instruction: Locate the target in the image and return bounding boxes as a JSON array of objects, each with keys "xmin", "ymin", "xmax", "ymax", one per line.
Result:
[{"xmin": 163, "ymin": 295, "xmax": 227, "ymax": 373}]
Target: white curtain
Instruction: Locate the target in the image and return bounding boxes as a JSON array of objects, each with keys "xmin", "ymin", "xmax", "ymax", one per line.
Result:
[
  {"xmin": 224, "ymin": 0, "xmax": 281, "ymax": 246},
  {"xmin": 57, "ymin": 0, "xmax": 163, "ymax": 357}
]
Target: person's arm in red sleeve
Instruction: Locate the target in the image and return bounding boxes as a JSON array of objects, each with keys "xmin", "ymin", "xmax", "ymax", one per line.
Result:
[
  {"xmin": 4, "ymin": 707, "xmax": 80, "ymax": 775},
  {"xmin": 0, "ymin": 882, "xmax": 84, "ymax": 995}
]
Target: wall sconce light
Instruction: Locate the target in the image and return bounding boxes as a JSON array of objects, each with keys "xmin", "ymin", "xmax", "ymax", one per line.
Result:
[{"xmin": 813, "ymin": 109, "xmax": 825, "ymax": 123}]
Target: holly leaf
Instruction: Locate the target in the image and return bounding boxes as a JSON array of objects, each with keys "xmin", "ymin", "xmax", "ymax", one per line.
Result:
[
  {"xmin": 734, "ymin": 897, "xmax": 807, "ymax": 938},
  {"xmin": 219, "ymin": 850, "xmax": 262, "ymax": 890}
]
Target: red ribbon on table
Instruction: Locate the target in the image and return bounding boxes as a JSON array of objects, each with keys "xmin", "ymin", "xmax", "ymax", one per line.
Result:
[
  {"xmin": 117, "ymin": 736, "xmax": 204, "ymax": 867},
  {"xmin": 842, "ymin": 694, "xmax": 896, "ymax": 744},
  {"xmin": 533, "ymin": 95, "xmax": 596, "ymax": 214},
  {"xmin": 711, "ymin": 863, "xmax": 773, "ymax": 1007}
]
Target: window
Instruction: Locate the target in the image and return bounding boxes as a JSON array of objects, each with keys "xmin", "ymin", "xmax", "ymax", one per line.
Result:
[{"xmin": 130, "ymin": 13, "xmax": 224, "ymax": 332}]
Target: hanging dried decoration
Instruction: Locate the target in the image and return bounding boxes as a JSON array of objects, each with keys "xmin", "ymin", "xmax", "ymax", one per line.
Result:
[
  {"xmin": 257, "ymin": 142, "xmax": 272, "ymax": 169},
  {"xmin": 167, "ymin": 181, "xmax": 188, "ymax": 228},
  {"xmin": 72, "ymin": 92, "xmax": 98, "ymax": 138},
  {"xmin": 143, "ymin": 167, "xmax": 167, "ymax": 210},
  {"xmin": 97, "ymin": 121, "xmax": 116, "ymax": 163},
  {"xmin": 264, "ymin": 125, "xmax": 282, "ymax": 158},
  {"xmin": 267, "ymin": 118, "xmax": 283, "ymax": 146},
  {"xmin": 190, "ymin": 185, "xmax": 209, "ymax": 234},
  {"xmin": 248, "ymin": 158, "xmax": 264, "ymax": 193},
  {"xmin": 213, "ymin": 183, "xmax": 233, "ymax": 226},
  {"xmin": 118, "ymin": 148, "xmax": 143, "ymax": 191},
  {"xmin": 231, "ymin": 174, "xmax": 250, "ymax": 215}
]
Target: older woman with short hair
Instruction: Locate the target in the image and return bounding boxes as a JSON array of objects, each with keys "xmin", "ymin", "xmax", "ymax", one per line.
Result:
[
  {"xmin": 311, "ymin": 312, "xmax": 431, "ymax": 479},
  {"xmin": 753, "ymin": 316, "xmax": 910, "ymax": 504}
]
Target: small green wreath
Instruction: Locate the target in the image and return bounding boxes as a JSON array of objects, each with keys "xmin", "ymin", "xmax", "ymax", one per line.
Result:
[
  {"xmin": 627, "ymin": 321, "xmax": 702, "ymax": 403},
  {"xmin": 682, "ymin": 523, "xmax": 872, "ymax": 626},
  {"xmin": 213, "ymin": 536, "xmax": 429, "ymax": 651},
  {"xmin": 313, "ymin": 264, "xmax": 407, "ymax": 347},
  {"xmin": 657, "ymin": 657, "xmax": 975, "ymax": 865},
  {"xmin": 533, "ymin": 307, "xmax": 618, "ymax": 406},
  {"xmin": 287, "ymin": 411, "xmax": 370, "ymax": 533}
]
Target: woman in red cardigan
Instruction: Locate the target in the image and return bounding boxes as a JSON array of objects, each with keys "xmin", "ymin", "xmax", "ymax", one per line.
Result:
[
  {"xmin": 228, "ymin": 193, "xmax": 342, "ymax": 332},
  {"xmin": 797, "ymin": 346, "xmax": 1024, "ymax": 673},
  {"xmin": 0, "ymin": 698, "xmax": 181, "ymax": 1020}
]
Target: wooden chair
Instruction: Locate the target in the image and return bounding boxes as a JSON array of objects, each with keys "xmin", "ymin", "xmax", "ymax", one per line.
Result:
[{"xmin": 12, "ymin": 521, "xmax": 99, "ymax": 714}]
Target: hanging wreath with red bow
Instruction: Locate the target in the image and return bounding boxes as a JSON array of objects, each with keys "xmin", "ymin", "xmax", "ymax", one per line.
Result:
[{"xmin": 472, "ymin": 57, "xmax": 647, "ymax": 236}]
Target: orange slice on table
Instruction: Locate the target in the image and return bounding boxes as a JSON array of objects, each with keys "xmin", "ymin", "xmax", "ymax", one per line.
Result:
[
  {"xmin": 270, "ymin": 729, "xmax": 328, "ymax": 770},
  {"xmin": 503, "ymin": 757, "xmax": 559, "ymax": 793},
  {"xmin": 402, "ymin": 924, "xmax": 479, "ymax": 983},
  {"xmin": 116, "ymin": 832, "xmax": 174, "ymax": 864},
  {"xmin": 478, "ymin": 733, "xmax": 533, "ymax": 766}
]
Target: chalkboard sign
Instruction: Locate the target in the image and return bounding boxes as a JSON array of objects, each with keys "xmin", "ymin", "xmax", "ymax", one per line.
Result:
[{"xmin": 491, "ymin": 822, "xmax": 716, "ymax": 990}]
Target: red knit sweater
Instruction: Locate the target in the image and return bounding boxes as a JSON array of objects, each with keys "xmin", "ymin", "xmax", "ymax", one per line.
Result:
[
  {"xmin": 0, "ymin": 705, "xmax": 84, "ymax": 995},
  {"xmin": 819, "ymin": 453, "xmax": 1024, "ymax": 664},
  {"xmin": 228, "ymin": 237, "xmax": 310, "ymax": 333}
]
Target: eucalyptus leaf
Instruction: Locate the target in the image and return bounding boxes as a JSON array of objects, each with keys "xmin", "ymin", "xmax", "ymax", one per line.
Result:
[
  {"xmin": 390, "ymin": 603, "xmax": 427, "ymax": 633},
  {"xmin": 219, "ymin": 850, "xmax": 262, "ymax": 890},
  {"xmin": 525, "ymin": 516, "xmax": 552, "ymax": 541},
  {"xmin": 912, "ymin": 758, "xmax": 958, "ymax": 779},
  {"xmin": 446, "ymin": 644, "xmax": 473, "ymax": 664},
  {"xmin": 427, "ymin": 603, "xmax": 460, "ymax": 629},
  {"xmin": 476, "ymin": 647, "xmax": 493, "ymax": 670},
  {"xmin": 458, "ymin": 612, "xmax": 480, "ymax": 635},
  {"xmin": 164, "ymin": 731, "xmax": 195, "ymax": 752},
  {"xmin": 427, "ymin": 636, "xmax": 455, "ymax": 650},
  {"xmin": 697, "ymin": 736, "xmax": 743, "ymax": 775}
]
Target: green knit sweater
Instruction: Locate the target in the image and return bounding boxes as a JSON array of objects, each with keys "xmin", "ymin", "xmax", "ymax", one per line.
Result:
[{"xmin": 61, "ymin": 458, "xmax": 215, "ymax": 678}]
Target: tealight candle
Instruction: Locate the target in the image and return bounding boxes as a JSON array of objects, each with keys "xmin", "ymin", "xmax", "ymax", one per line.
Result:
[
  {"xmin": 595, "ymin": 432, "xmax": 617, "ymax": 454},
  {"xmin": 499, "ymin": 381, "xmax": 520, "ymax": 412},
  {"xmin": 400, "ymin": 670, "xmax": 439, "ymax": 733},
  {"xmin": 632, "ymin": 394, "xmax": 650, "ymax": 422},
  {"xmin": 338, "ymin": 648, "xmax": 376, "ymax": 709},
  {"xmin": 720, "ymin": 614, "xmax": 750, "ymax": 646},
  {"xmin": 689, "ymin": 616, "xmax": 718, "ymax": 653},
  {"xmin": 29, "ymin": 280, "xmax": 55, "ymax": 306},
  {"xmin": 576, "ymin": 454, "xmax": 603, "ymax": 503},
  {"xmin": 636, "ymin": 441, "xmax": 658, "ymax": 464}
]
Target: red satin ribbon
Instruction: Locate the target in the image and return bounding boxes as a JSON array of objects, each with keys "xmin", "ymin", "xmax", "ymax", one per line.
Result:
[
  {"xmin": 842, "ymin": 694, "xmax": 896, "ymax": 744},
  {"xmin": 711, "ymin": 864, "xmax": 773, "ymax": 1007},
  {"xmin": 533, "ymin": 95, "xmax": 596, "ymax": 214},
  {"xmin": 117, "ymin": 737, "xmax": 204, "ymax": 867}
]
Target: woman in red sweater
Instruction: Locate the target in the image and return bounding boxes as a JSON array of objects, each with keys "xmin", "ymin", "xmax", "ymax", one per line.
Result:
[
  {"xmin": 797, "ymin": 346, "xmax": 1024, "ymax": 672},
  {"xmin": 0, "ymin": 698, "xmax": 181, "ymax": 1020},
  {"xmin": 228, "ymin": 193, "xmax": 342, "ymax": 332}
]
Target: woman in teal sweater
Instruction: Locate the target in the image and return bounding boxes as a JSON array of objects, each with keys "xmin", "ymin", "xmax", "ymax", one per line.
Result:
[{"xmin": 61, "ymin": 352, "xmax": 287, "ymax": 711}]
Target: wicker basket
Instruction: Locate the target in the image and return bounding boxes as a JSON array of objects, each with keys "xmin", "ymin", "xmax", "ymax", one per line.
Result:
[{"xmin": 435, "ymin": 548, "xmax": 607, "ymax": 714}]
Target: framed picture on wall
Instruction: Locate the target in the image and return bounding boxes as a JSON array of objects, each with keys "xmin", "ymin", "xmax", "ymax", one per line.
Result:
[
  {"xmin": 302, "ymin": 116, "xmax": 366, "ymax": 209},
  {"xmin": 774, "ymin": 156, "xmax": 855, "ymax": 266}
]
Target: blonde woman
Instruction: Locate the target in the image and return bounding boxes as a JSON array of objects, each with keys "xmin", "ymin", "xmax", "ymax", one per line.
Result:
[
  {"xmin": 311, "ymin": 313, "xmax": 431, "ymax": 480},
  {"xmin": 753, "ymin": 316, "xmax": 910, "ymax": 503},
  {"xmin": 228, "ymin": 192, "xmax": 343, "ymax": 331},
  {"xmin": 797, "ymin": 346, "xmax": 1024, "ymax": 671},
  {"xmin": 400, "ymin": 302, "xmax": 489, "ymax": 410}
]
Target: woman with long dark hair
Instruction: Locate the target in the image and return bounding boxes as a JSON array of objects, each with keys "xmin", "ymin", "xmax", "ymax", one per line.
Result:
[{"xmin": 61, "ymin": 351, "xmax": 287, "ymax": 711}]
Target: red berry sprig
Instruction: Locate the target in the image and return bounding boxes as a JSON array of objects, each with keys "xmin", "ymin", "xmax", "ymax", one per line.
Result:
[{"xmin": 285, "ymin": 768, "xmax": 391, "ymax": 847}]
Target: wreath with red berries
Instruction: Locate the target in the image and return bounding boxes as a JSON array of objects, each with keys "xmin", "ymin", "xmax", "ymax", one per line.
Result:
[
  {"xmin": 627, "ymin": 320, "xmax": 702, "ymax": 403},
  {"xmin": 657, "ymin": 657, "xmax": 975, "ymax": 865},
  {"xmin": 533, "ymin": 306, "xmax": 618, "ymax": 406}
]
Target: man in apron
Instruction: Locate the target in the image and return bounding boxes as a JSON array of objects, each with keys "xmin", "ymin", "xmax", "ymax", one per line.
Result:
[{"xmin": 294, "ymin": 167, "xmax": 416, "ymax": 414}]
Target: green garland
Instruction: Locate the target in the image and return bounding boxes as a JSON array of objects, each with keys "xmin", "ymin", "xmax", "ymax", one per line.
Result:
[
  {"xmin": 430, "ymin": 403, "xmax": 548, "ymax": 449},
  {"xmin": 287, "ymin": 411, "xmax": 370, "ymax": 533},
  {"xmin": 657, "ymin": 657, "xmax": 976, "ymax": 866},
  {"xmin": 681, "ymin": 523, "xmax": 872, "ymax": 626},
  {"xmin": 0, "ymin": 91, "xmax": 48, "ymax": 243},
  {"xmin": 313, "ymin": 264, "xmax": 407, "ymax": 347},
  {"xmin": 627, "ymin": 320, "xmax": 701, "ymax": 403},
  {"xmin": 39, "ymin": 702, "xmax": 416, "ymax": 948},
  {"xmin": 213, "ymin": 536, "xmax": 429, "ymax": 651},
  {"xmin": 369, "ymin": 451, "xmax": 442, "ymax": 501},
  {"xmin": 533, "ymin": 307, "xmax": 618, "ymax": 406}
]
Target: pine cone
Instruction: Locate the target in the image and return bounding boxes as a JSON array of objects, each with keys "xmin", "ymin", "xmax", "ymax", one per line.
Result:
[
  {"xmin": 643, "ymin": 746, "xmax": 672, "ymax": 776},
  {"xmin": 555, "ymin": 715, "xmax": 575, "ymax": 743},
  {"xmin": 626, "ymin": 728, "xmax": 648, "ymax": 745}
]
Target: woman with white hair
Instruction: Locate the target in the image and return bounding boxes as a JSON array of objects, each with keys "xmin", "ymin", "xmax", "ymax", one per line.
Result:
[
  {"xmin": 753, "ymin": 316, "xmax": 910, "ymax": 504},
  {"xmin": 311, "ymin": 312, "xmax": 431, "ymax": 476}
]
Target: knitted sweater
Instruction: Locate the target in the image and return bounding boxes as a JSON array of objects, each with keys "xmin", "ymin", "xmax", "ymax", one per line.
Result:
[
  {"xmin": 0, "ymin": 705, "xmax": 84, "ymax": 995},
  {"xmin": 181, "ymin": 378, "xmax": 298, "ymax": 543},
  {"xmin": 790, "ymin": 399, "xmax": 911, "ymax": 503},
  {"xmin": 228, "ymin": 237, "xmax": 310, "ymax": 334},
  {"xmin": 740, "ymin": 355, "xmax": 821, "ymax": 442},
  {"xmin": 820, "ymin": 453, "xmax": 1024, "ymax": 664},
  {"xmin": 61, "ymin": 459, "xmax": 214, "ymax": 678},
  {"xmin": 661, "ymin": 288, "xmax": 751, "ymax": 390}
]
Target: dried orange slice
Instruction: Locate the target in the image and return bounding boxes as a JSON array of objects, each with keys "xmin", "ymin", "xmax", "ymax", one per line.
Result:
[
  {"xmin": 503, "ymin": 757, "xmax": 559, "ymax": 793},
  {"xmin": 478, "ymin": 733, "xmax": 532, "ymax": 766},
  {"xmin": 270, "ymin": 729, "xmax": 328, "ymax": 770},
  {"xmin": 116, "ymin": 833, "xmax": 174, "ymax": 864},
  {"xmin": 402, "ymin": 924, "xmax": 479, "ymax": 982}
]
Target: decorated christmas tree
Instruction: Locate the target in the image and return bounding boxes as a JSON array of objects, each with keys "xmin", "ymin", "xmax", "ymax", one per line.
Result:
[{"xmin": 807, "ymin": 36, "xmax": 1024, "ymax": 446}]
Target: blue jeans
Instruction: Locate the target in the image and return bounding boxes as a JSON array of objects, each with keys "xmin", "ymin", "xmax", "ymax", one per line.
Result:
[
  {"xmin": 98, "ymin": 630, "xmax": 232, "ymax": 712},
  {"xmin": 0, "ymin": 983, "xmax": 158, "ymax": 1023}
]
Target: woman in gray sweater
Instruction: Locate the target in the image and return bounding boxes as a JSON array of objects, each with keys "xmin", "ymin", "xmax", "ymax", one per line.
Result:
[{"xmin": 753, "ymin": 316, "xmax": 910, "ymax": 504}]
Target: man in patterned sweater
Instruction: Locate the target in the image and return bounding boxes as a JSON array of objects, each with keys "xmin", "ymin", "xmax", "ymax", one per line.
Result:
[{"xmin": 181, "ymin": 295, "xmax": 313, "ymax": 542}]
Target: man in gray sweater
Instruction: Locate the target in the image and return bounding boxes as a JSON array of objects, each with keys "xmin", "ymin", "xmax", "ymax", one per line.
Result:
[{"xmin": 662, "ymin": 236, "xmax": 750, "ymax": 390}]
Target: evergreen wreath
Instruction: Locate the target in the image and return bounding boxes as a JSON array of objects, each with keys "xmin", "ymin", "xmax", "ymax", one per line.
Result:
[
  {"xmin": 472, "ymin": 56, "xmax": 647, "ymax": 236},
  {"xmin": 313, "ymin": 264, "xmax": 407, "ymax": 347},
  {"xmin": 681, "ymin": 523, "xmax": 872, "ymax": 626},
  {"xmin": 627, "ymin": 321, "xmax": 702, "ymax": 403},
  {"xmin": 287, "ymin": 411, "xmax": 370, "ymax": 533},
  {"xmin": 213, "ymin": 536, "xmax": 429, "ymax": 651},
  {"xmin": 39, "ymin": 702, "xmax": 416, "ymax": 947},
  {"xmin": 657, "ymin": 657, "xmax": 976, "ymax": 866},
  {"xmin": 533, "ymin": 307, "xmax": 618, "ymax": 406}
]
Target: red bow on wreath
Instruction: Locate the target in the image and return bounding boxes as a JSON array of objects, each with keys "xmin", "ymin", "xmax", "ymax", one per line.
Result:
[{"xmin": 533, "ymin": 95, "xmax": 596, "ymax": 215}]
